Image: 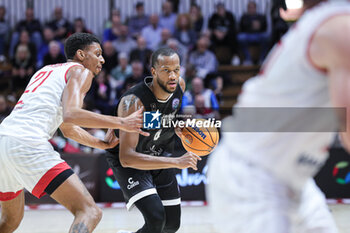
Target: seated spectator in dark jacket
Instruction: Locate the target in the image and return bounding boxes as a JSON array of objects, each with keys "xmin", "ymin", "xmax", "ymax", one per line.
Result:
[
  {"xmin": 47, "ymin": 7, "xmax": 72, "ymax": 41},
  {"xmin": 90, "ymin": 69, "xmax": 114, "ymax": 115},
  {"xmin": 11, "ymin": 44, "xmax": 36, "ymax": 92},
  {"xmin": 68, "ymin": 17, "xmax": 92, "ymax": 36},
  {"xmin": 0, "ymin": 6, "xmax": 10, "ymax": 57},
  {"xmin": 10, "ymin": 8, "xmax": 42, "ymax": 58},
  {"xmin": 173, "ymin": 13, "xmax": 197, "ymax": 50},
  {"xmin": 127, "ymin": 2, "xmax": 149, "ymax": 39},
  {"xmin": 102, "ymin": 41, "xmax": 118, "ymax": 74},
  {"xmin": 37, "ymin": 27, "xmax": 64, "ymax": 68},
  {"xmin": 129, "ymin": 36, "xmax": 152, "ymax": 74},
  {"xmin": 189, "ymin": 4, "xmax": 204, "ymax": 35},
  {"xmin": 43, "ymin": 41, "xmax": 66, "ymax": 66},
  {"xmin": 237, "ymin": 1, "xmax": 270, "ymax": 65},
  {"xmin": 102, "ymin": 12, "xmax": 122, "ymax": 43},
  {"xmin": 119, "ymin": 60, "xmax": 144, "ymax": 98},
  {"xmin": 208, "ymin": 2, "xmax": 237, "ymax": 64}
]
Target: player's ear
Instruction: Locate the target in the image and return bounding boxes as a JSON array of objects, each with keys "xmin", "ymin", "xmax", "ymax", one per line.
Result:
[
  {"xmin": 76, "ymin": 49, "xmax": 85, "ymax": 61},
  {"xmin": 151, "ymin": 66, "xmax": 156, "ymax": 77}
]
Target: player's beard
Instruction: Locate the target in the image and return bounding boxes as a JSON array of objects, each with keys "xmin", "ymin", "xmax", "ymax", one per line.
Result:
[{"xmin": 156, "ymin": 76, "xmax": 176, "ymax": 94}]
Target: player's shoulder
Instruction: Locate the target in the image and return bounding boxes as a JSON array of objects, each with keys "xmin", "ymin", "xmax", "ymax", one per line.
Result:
[{"xmin": 118, "ymin": 94, "xmax": 144, "ymax": 117}]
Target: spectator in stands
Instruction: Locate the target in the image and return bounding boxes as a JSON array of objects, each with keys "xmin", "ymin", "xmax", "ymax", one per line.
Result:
[
  {"xmin": 10, "ymin": 8, "xmax": 43, "ymax": 57},
  {"xmin": 237, "ymin": 1, "xmax": 270, "ymax": 65},
  {"xmin": 102, "ymin": 11, "xmax": 122, "ymax": 43},
  {"xmin": 110, "ymin": 52, "xmax": 132, "ymax": 89},
  {"xmin": 205, "ymin": 72, "xmax": 224, "ymax": 104},
  {"xmin": 0, "ymin": 95, "xmax": 11, "ymax": 123},
  {"xmin": 127, "ymin": 2, "xmax": 149, "ymax": 39},
  {"xmin": 0, "ymin": 6, "xmax": 10, "ymax": 57},
  {"xmin": 102, "ymin": 41, "xmax": 119, "ymax": 74},
  {"xmin": 90, "ymin": 69, "xmax": 113, "ymax": 115},
  {"xmin": 43, "ymin": 41, "xmax": 66, "ymax": 66},
  {"xmin": 13, "ymin": 30, "xmax": 37, "ymax": 65},
  {"xmin": 104, "ymin": 8, "xmax": 121, "ymax": 29},
  {"xmin": 47, "ymin": 7, "xmax": 72, "ymax": 41},
  {"xmin": 157, "ymin": 28, "xmax": 172, "ymax": 49},
  {"xmin": 167, "ymin": 38, "xmax": 188, "ymax": 67},
  {"xmin": 11, "ymin": 44, "xmax": 36, "ymax": 92},
  {"xmin": 68, "ymin": 17, "xmax": 92, "ymax": 35},
  {"xmin": 173, "ymin": 13, "xmax": 197, "ymax": 49},
  {"xmin": 159, "ymin": 1, "xmax": 177, "ymax": 34},
  {"xmin": 188, "ymin": 36, "xmax": 218, "ymax": 78},
  {"xmin": 182, "ymin": 77, "xmax": 220, "ymax": 119},
  {"xmin": 189, "ymin": 3, "xmax": 204, "ymax": 35},
  {"xmin": 129, "ymin": 36, "xmax": 152, "ymax": 74},
  {"xmin": 37, "ymin": 27, "xmax": 64, "ymax": 68},
  {"xmin": 208, "ymin": 2, "xmax": 237, "ymax": 64},
  {"xmin": 141, "ymin": 14, "xmax": 162, "ymax": 50},
  {"xmin": 112, "ymin": 25, "xmax": 137, "ymax": 57},
  {"xmin": 119, "ymin": 60, "xmax": 144, "ymax": 97}
]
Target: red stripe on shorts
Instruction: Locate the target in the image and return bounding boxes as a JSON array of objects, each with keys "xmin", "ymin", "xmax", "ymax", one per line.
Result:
[
  {"xmin": 32, "ymin": 162, "xmax": 71, "ymax": 198},
  {"xmin": 0, "ymin": 190, "xmax": 23, "ymax": 201}
]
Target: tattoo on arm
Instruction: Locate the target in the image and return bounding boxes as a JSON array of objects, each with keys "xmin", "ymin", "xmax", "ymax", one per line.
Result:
[
  {"xmin": 121, "ymin": 95, "xmax": 139, "ymax": 114},
  {"xmin": 71, "ymin": 222, "xmax": 89, "ymax": 233}
]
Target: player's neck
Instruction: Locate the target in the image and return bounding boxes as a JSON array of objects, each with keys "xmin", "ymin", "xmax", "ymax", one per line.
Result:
[{"xmin": 149, "ymin": 81, "xmax": 172, "ymax": 101}]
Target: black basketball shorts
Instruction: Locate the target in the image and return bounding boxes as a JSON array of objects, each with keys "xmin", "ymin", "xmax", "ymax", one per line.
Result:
[{"xmin": 106, "ymin": 154, "xmax": 181, "ymax": 210}]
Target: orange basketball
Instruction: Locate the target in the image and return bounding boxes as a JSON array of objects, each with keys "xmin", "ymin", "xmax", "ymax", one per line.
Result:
[{"xmin": 180, "ymin": 119, "xmax": 219, "ymax": 156}]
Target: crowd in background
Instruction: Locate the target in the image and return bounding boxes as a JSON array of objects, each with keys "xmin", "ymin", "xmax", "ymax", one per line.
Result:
[{"xmin": 0, "ymin": 0, "xmax": 289, "ymax": 153}]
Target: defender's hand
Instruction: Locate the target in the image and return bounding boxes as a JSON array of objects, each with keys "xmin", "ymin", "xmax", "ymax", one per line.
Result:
[{"xmin": 120, "ymin": 107, "xmax": 150, "ymax": 137}]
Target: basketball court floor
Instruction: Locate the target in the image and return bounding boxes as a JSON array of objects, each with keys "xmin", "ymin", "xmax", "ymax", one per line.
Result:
[{"xmin": 9, "ymin": 203, "xmax": 350, "ymax": 233}]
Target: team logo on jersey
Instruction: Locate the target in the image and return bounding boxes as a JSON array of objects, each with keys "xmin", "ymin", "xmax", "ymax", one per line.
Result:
[
  {"xmin": 333, "ymin": 161, "xmax": 350, "ymax": 185},
  {"xmin": 143, "ymin": 110, "xmax": 162, "ymax": 129},
  {"xmin": 172, "ymin": 98, "xmax": 180, "ymax": 110}
]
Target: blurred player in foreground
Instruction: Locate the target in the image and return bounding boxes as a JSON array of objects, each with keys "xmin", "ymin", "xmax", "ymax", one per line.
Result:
[
  {"xmin": 0, "ymin": 32, "xmax": 148, "ymax": 233},
  {"xmin": 208, "ymin": 0, "xmax": 350, "ymax": 232}
]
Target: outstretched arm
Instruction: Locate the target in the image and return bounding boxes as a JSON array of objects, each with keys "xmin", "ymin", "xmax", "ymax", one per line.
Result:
[
  {"xmin": 118, "ymin": 94, "xmax": 201, "ymax": 170},
  {"xmin": 59, "ymin": 122, "xmax": 119, "ymax": 150},
  {"xmin": 61, "ymin": 66, "xmax": 148, "ymax": 136}
]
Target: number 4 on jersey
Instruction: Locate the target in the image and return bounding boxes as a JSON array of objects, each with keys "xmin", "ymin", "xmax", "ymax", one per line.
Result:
[{"xmin": 24, "ymin": 70, "xmax": 53, "ymax": 93}]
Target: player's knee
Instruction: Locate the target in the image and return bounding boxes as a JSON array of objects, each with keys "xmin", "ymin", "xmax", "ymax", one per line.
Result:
[
  {"xmin": 0, "ymin": 212, "xmax": 24, "ymax": 232},
  {"xmin": 88, "ymin": 204, "xmax": 102, "ymax": 224}
]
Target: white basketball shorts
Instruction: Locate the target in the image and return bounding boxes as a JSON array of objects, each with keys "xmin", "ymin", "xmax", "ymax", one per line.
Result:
[
  {"xmin": 0, "ymin": 135, "xmax": 71, "ymax": 201},
  {"xmin": 206, "ymin": 143, "xmax": 338, "ymax": 233}
]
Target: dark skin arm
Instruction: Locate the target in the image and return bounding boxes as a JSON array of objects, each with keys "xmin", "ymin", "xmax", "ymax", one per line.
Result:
[
  {"xmin": 118, "ymin": 93, "xmax": 201, "ymax": 170},
  {"xmin": 60, "ymin": 66, "xmax": 149, "ymax": 150}
]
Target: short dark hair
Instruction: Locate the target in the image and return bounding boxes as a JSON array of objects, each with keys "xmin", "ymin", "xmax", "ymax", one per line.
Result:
[
  {"xmin": 151, "ymin": 47, "xmax": 179, "ymax": 68},
  {"xmin": 64, "ymin": 33, "xmax": 100, "ymax": 60}
]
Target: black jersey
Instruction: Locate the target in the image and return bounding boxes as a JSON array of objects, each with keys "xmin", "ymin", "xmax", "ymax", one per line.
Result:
[{"xmin": 107, "ymin": 76, "xmax": 183, "ymax": 164}]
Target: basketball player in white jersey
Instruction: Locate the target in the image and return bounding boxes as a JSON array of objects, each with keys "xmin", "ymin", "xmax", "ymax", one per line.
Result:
[
  {"xmin": 0, "ymin": 33, "xmax": 149, "ymax": 233},
  {"xmin": 207, "ymin": 0, "xmax": 350, "ymax": 232}
]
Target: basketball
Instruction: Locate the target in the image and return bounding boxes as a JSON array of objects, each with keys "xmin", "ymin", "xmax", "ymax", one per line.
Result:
[{"xmin": 180, "ymin": 119, "xmax": 219, "ymax": 156}]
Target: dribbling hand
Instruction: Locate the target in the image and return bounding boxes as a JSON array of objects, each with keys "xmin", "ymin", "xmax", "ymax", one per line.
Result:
[
  {"xmin": 120, "ymin": 107, "xmax": 150, "ymax": 136},
  {"xmin": 176, "ymin": 152, "xmax": 202, "ymax": 170}
]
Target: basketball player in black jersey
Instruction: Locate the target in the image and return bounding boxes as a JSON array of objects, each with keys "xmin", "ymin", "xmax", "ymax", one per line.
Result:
[{"xmin": 105, "ymin": 48, "xmax": 201, "ymax": 233}]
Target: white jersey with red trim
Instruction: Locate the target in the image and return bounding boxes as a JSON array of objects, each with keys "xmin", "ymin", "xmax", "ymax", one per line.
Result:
[
  {"xmin": 0, "ymin": 62, "xmax": 82, "ymax": 146},
  {"xmin": 222, "ymin": 1, "xmax": 350, "ymax": 190}
]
